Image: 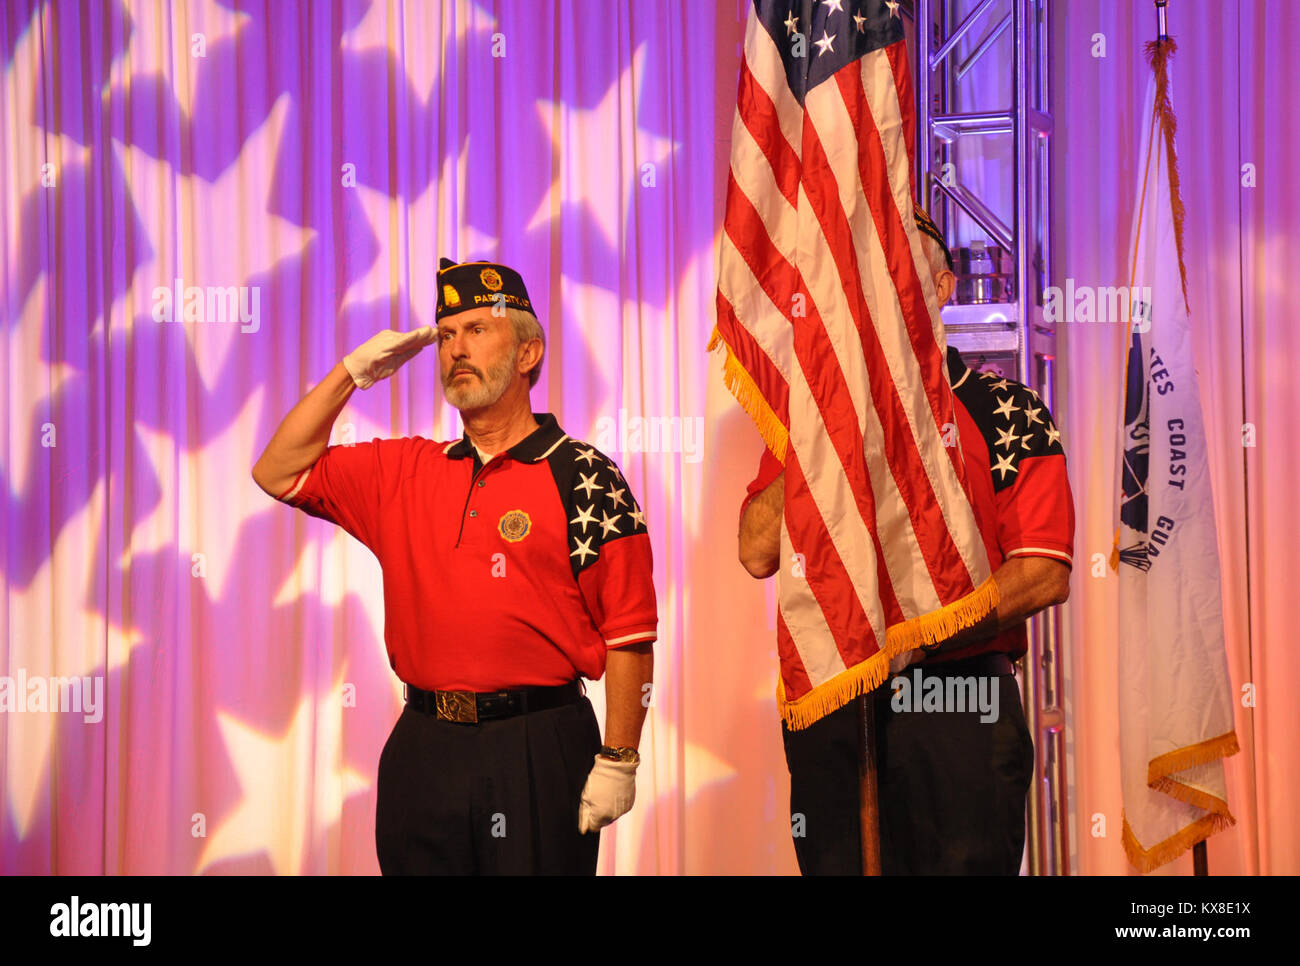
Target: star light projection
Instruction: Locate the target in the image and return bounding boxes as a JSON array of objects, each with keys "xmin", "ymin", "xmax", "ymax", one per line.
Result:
[
  {"xmin": 526, "ymin": 44, "xmax": 679, "ymax": 252},
  {"xmin": 3, "ymin": 0, "xmax": 725, "ymax": 874}
]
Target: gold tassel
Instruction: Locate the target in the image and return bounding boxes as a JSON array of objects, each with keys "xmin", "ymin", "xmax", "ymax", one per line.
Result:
[
  {"xmin": 779, "ymin": 574, "xmax": 1001, "ymax": 730},
  {"xmin": 1144, "ymin": 37, "xmax": 1190, "ymax": 312}
]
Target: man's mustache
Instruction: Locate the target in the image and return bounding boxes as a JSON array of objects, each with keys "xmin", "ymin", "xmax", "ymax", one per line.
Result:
[{"xmin": 446, "ymin": 363, "xmax": 481, "ymax": 382}]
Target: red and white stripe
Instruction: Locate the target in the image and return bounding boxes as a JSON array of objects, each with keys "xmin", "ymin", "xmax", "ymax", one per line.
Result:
[{"xmin": 715, "ymin": 14, "xmax": 992, "ymax": 704}]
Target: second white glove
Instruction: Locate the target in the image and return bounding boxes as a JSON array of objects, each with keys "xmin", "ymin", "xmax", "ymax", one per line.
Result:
[
  {"xmin": 578, "ymin": 755, "xmax": 637, "ymax": 834},
  {"xmin": 342, "ymin": 326, "xmax": 438, "ymax": 390}
]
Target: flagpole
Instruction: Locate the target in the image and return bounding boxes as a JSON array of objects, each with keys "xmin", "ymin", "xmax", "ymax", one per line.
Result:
[
  {"xmin": 1152, "ymin": 0, "xmax": 1208, "ymax": 879},
  {"xmin": 858, "ymin": 693, "xmax": 883, "ymax": 875}
]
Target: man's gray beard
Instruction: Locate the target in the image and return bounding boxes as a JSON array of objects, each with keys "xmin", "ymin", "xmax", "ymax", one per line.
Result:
[{"xmin": 443, "ymin": 351, "xmax": 516, "ymax": 411}]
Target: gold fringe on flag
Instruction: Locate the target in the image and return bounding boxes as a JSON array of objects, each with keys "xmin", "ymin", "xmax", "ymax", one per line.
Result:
[
  {"xmin": 1122, "ymin": 808, "xmax": 1235, "ymax": 875},
  {"xmin": 1147, "ymin": 730, "xmax": 1241, "ymax": 787},
  {"xmin": 778, "ymin": 573, "xmax": 1001, "ymax": 730},
  {"xmin": 1145, "ymin": 731, "xmax": 1242, "ymax": 819},
  {"xmin": 708, "ymin": 326, "xmax": 789, "ymax": 463}
]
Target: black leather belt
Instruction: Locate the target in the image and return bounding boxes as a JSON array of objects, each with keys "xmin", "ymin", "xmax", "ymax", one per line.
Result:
[
  {"xmin": 915, "ymin": 651, "xmax": 1016, "ymax": 677},
  {"xmin": 404, "ymin": 680, "xmax": 583, "ymax": 723}
]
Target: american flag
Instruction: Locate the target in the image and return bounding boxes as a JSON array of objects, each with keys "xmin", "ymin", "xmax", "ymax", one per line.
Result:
[{"xmin": 711, "ymin": 0, "xmax": 998, "ymax": 729}]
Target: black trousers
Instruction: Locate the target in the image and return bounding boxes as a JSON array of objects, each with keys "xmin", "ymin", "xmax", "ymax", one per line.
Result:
[
  {"xmin": 375, "ymin": 696, "xmax": 602, "ymax": 875},
  {"xmin": 781, "ymin": 667, "xmax": 1034, "ymax": 875}
]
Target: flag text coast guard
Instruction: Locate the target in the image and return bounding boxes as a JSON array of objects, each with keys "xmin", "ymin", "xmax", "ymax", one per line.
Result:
[{"xmin": 1113, "ymin": 37, "xmax": 1239, "ymax": 872}]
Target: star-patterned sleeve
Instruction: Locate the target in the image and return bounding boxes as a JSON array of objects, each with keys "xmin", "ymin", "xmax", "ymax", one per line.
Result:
[
  {"xmin": 554, "ymin": 442, "xmax": 657, "ymax": 649},
  {"xmin": 973, "ymin": 372, "xmax": 1076, "ymax": 568},
  {"xmin": 277, "ymin": 438, "xmax": 416, "ymax": 550}
]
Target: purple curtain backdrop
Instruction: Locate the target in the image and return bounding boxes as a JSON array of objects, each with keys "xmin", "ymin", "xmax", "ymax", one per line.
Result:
[{"xmin": 0, "ymin": 0, "xmax": 754, "ymax": 875}]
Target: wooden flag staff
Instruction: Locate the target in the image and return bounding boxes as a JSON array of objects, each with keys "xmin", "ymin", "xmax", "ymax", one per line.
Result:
[{"xmin": 859, "ymin": 693, "xmax": 882, "ymax": 875}]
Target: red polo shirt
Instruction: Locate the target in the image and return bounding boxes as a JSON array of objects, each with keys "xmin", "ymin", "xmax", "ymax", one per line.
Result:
[
  {"xmin": 741, "ymin": 348, "xmax": 1074, "ymax": 663},
  {"xmin": 277, "ymin": 413, "xmax": 657, "ymax": 691}
]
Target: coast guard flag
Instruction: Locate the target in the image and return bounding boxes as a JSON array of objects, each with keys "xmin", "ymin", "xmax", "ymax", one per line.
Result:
[
  {"xmin": 710, "ymin": 0, "xmax": 997, "ymax": 729},
  {"xmin": 1113, "ymin": 39, "xmax": 1239, "ymax": 872}
]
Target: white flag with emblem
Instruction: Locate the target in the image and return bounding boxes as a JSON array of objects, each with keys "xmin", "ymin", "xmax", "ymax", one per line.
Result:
[{"xmin": 1113, "ymin": 39, "xmax": 1239, "ymax": 873}]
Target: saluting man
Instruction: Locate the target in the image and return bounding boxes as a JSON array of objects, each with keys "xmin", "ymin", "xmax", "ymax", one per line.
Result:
[{"xmin": 253, "ymin": 257, "xmax": 657, "ymax": 875}]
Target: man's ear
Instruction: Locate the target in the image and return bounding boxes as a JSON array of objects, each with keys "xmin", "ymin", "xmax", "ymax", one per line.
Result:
[
  {"xmin": 935, "ymin": 268, "xmax": 956, "ymax": 307},
  {"xmin": 516, "ymin": 338, "xmax": 543, "ymax": 376}
]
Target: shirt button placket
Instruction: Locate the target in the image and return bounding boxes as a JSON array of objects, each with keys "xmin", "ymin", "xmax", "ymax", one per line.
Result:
[{"xmin": 470, "ymin": 474, "xmax": 484, "ymax": 519}]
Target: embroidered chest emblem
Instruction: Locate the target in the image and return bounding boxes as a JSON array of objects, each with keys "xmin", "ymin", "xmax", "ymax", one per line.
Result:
[{"xmin": 498, "ymin": 509, "xmax": 532, "ymax": 543}]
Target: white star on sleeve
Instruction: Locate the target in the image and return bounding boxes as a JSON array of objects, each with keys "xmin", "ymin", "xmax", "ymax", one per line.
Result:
[
  {"xmin": 570, "ymin": 503, "xmax": 597, "ymax": 533},
  {"xmin": 1045, "ymin": 425, "xmax": 1062, "ymax": 447},
  {"xmin": 570, "ymin": 535, "xmax": 597, "ymax": 565},
  {"xmin": 1024, "ymin": 403, "xmax": 1045, "ymax": 426},
  {"xmin": 994, "ymin": 426, "xmax": 1021, "ymax": 450},
  {"xmin": 814, "ymin": 29, "xmax": 836, "ymax": 56},
  {"xmin": 574, "ymin": 447, "xmax": 598, "ymax": 466},
  {"xmin": 823, "ymin": 0, "xmax": 845, "ymax": 15},
  {"xmin": 989, "ymin": 377, "xmax": 1011, "ymax": 392},
  {"xmin": 992, "ymin": 452, "xmax": 1018, "ymax": 481},
  {"xmin": 853, "ymin": 13, "xmax": 866, "ymax": 32},
  {"xmin": 993, "ymin": 396, "xmax": 1020, "ymax": 419},
  {"xmin": 886, "ymin": 0, "xmax": 902, "ymax": 18},
  {"xmin": 598, "ymin": 510, "xmax": 623, "ymax": 538},
  {"xmin": 630, "ymin": 506, "xmax": 647, "ymax": 529},
  {"xmin": 606, "ymin": 484, "xmax": 628, "ymax": 509},
  {"xmin": 575, "ymin": 471, "xmax": 602, "ymax": 498},
  {"xmin": 1021, "ymin": 432, "xmax": 1036, "ymax": 450},
  {"xmin": 784, "ymin": 11, "xmax": 798, "ymax": 34}
]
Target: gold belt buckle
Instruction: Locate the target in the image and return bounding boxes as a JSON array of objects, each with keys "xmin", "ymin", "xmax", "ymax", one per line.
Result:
[{"xmin": 435, "ymin": 690, "xmax": 478, "ymax": 723}]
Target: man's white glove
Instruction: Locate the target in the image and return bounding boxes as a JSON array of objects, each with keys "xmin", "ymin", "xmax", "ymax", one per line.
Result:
[
  {"xmin": 342, "ymin": 326, "xmax": 438, "ymax": 389},
  {"xmin": 578, "ymin": 755, "xmax": 637, "ymax": 834}
]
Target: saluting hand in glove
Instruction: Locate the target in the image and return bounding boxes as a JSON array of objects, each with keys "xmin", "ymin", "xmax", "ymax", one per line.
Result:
[
  {"xmin": 342, "ymin": 326, "xmax": 438, "ymax": 389},
  {"xmin": 578, "ymin": 750, "xmax": 639, "ymax": 834}
]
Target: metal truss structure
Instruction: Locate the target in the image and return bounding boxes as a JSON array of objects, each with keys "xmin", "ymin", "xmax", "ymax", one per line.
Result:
[{"xmin": 906, "ymin": 0, "xmax": 1069, "ymax": 876}]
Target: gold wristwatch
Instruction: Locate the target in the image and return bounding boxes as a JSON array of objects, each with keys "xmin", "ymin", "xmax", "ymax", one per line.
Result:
[{"xmin": 599, "ymin": 745, "xmax": 641, "ymax": 764}]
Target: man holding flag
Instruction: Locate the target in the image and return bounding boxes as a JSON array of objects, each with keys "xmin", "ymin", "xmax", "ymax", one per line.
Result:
[
  {"xmin": 1113, "ymin": 32, "xmax": 1239, "ymax": 873},
  {"xmin": 711, "ymin": 0, "xmax": 1069, "ymax": 873},
  {"xmin": 739, "ymin": 211, "xmax": 1075, "ymax": 874}
]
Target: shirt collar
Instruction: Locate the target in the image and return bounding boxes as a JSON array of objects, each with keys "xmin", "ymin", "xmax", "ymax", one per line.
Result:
[{"xmin": 445, "ymin": 412, "xmax": 568, "ymax": 463}]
